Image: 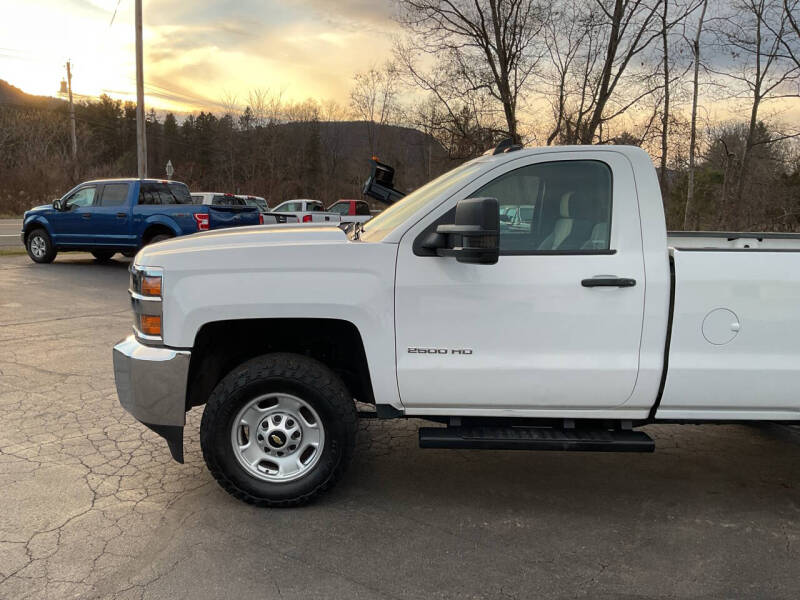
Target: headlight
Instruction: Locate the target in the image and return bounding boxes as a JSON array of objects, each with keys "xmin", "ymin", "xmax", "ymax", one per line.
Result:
[{"xmin": 129, "ymin": 265, "xmax": 164, "ymax": 342}]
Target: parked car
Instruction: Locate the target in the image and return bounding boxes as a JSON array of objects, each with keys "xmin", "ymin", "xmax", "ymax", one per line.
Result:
[
  {"xmin": 326, "ymin": 199, "xmax": 373, "ymax": 225},
  {"xmin": 113, "ymin": 143, "xmax": 800, "ymax": 507},
  {"xmin": 192, "ymin": 192, "xmax": 297, "ymax": 224},
  {"xmin": 272, "ymin": 199, "xmax": 341, "ymax": 224},
  {"xmin": 21, "ymin": 179, "xmax": 262, "ymax": 264}
]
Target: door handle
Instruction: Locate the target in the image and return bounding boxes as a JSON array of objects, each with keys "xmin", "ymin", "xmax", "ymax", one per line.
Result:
[
  {"xmin": 581, "ymin": 277, "xmax": 636, "ymax": 288},
  {"xmin": 116, "ymin": 212, "xmax": 127, "ymax": 218},
  {"xmin": 81, "ymin": 213, "xmax": 91, "ymax": 220}
]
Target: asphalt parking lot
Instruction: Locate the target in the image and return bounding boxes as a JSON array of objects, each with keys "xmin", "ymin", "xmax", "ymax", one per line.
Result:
[{"xmin": 1, "ymin": 251, "xmax": 800, "ymax": 599}]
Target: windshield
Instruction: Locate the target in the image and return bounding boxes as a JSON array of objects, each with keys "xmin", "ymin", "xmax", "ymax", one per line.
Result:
[{"xmin": 360, "ymin": 160, "xmax": 484, "ymax": 242}]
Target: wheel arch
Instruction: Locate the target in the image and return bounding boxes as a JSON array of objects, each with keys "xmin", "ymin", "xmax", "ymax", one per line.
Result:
[
  {"xmin": 23, "ymin": 217, "xmax": 54, "ymax": 244},
  {"xmin": 141, "ymin": 219, "xmax": 178, "ymax": 245},
  {"xmin": 186, "ymin": 318, "xmax": 375, "ymax": 412}
]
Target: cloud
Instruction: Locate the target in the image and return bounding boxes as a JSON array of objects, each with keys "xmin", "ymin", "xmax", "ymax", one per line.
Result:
[{"xmin": 135, "ymin": 0, "xmax": 399, "ymax": 111}]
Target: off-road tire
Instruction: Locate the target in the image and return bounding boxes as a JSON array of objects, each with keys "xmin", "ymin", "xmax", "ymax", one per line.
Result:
[
  {"xmin": 25, "ymin": 228, "xmax": 57, "ymax": 264},
  {"xmin": 200, "ymin": 353, "xmax": 357, "ymax": 507},
  {"xmin": 91, "ymin": 250, "xmax": 115, "ymax": 262}
]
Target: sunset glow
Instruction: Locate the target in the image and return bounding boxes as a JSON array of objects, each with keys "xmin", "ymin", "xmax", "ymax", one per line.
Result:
[{"xmin": 0, "ymin": 0, "xmax": 397, "ymax": 112}]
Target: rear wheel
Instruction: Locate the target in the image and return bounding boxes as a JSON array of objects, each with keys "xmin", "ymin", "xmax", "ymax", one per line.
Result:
[
  {"xmin": 26, "ymin": 228, "xmax": 56, "ymax": 264},
  {"xmin": 200, "ymin": 353, "xmax": 357, "ymax": 507},
  {"xmin": 147, "ymin": 233, "xmax": 172, "ymax": 245},
  {"xmin": 91, "ymin": 250, "xmax": 115, "ymax": 262}
]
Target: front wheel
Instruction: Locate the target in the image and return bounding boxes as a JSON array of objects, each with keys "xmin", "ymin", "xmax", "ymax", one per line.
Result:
[
  {"xmin": 26, "ymin": 228, "xmax": 57, "ymax": 263},
  {"xmin": 200, "ymin": 353, "xmax": 357, "ymax": 507}
]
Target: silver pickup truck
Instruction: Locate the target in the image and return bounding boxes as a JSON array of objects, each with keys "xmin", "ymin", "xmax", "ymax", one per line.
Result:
[{"xmin": 271, "ymin": 199, "xmax": 342, "ymax": 224}]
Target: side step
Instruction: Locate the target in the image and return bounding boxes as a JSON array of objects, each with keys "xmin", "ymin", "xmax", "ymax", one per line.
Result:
[{"xmin": 419, "ymin": 426, "xmax": 654, "ymax": 453}]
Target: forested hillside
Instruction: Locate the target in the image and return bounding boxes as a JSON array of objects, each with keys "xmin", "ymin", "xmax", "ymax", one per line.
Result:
[{"xmin": 0, "ymin": 81, "xmax": 453, "ymax": 215}]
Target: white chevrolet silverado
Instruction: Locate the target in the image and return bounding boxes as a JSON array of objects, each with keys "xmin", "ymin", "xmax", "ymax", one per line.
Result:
[{"xmin": 113, "ymin": 144, "xmax": 800, "ymax": 507}]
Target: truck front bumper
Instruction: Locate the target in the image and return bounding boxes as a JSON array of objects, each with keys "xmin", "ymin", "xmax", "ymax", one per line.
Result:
[{"xmin": 112, "ymin": 335, "xmax": 191, "ymax": 463}]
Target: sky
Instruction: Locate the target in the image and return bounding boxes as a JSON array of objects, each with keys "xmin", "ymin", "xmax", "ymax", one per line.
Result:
[{"xmin": 0, "ymin": 0, "xmax": 398, "ymax": 113}]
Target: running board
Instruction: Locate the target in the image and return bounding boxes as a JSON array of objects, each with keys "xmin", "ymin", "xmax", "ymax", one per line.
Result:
[{"xmin": 418, "ymin": 426, "xmax": 654, "ymax": 452}]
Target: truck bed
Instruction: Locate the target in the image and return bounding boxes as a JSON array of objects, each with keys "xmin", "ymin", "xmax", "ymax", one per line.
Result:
[
  {"xmin": 656, "ymin": 243, "xmax": 800, "ymax": 420},
  {"xmin": 667, "ymin": 231, "xmax": 800, "ymax": 250}
]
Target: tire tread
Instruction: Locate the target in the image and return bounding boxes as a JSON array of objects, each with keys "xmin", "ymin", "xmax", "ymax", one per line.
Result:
[{"xmin": 200, "ymin": 353, "xmax": 356, "ymax": 507}]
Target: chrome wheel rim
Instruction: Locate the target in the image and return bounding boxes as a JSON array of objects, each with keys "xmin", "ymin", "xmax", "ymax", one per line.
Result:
[
  {"xmin": 30, "ymin": 235, "xmax": 46, "ymax": 258},
  {"xmin": 231, "ymin": 393, "xmax": 325, "ymax": 483}
]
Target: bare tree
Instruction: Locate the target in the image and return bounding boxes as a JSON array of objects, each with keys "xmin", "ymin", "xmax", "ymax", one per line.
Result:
[
  {"xmin": 542, "ymin": 1, "xmax": 598, "ymax": 144},
  {"xmin": 714, "ymin": 0, "xmax": 800, "ymax": 214},
  {"xmin": 396, "ymin": 0, "xmax": 547, "ymax": 143},
  {"xmin": 541, "ymin": 0, "xmax": 700, "ymax": 144},
  {"xmin": 684, "ymin": 0, "xmax": 709, "ymax": 229},
  {"xmin": 779, "ymin": 0, "xmax": 800, "ymax": 67},
  {"xmin": 659, "ymin": 0, "xmax": 672, "ymax": 187},
  {"xmin": 350, "ymin": 62, "xmax": 401, "ymax": 155}
]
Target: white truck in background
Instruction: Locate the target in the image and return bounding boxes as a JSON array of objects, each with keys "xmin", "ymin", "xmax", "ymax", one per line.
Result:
[
  {"xmin": 114, "ymin": 144, "xmax": 800, "ymax": 507},
  {"xmin": 272, "ymin": 199, "xmax": 341, "ymax": 224}
]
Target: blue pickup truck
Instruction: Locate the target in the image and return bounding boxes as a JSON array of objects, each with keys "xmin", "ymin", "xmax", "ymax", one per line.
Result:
[{"xmin": 21, "ymin": 178, "xmax": 262, "ymax": 264}]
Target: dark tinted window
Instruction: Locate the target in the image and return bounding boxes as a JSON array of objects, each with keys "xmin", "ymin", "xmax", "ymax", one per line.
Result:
[
  {"xmin": 139, "ymin": 182, "xmax": 186, "ymax": 205},
  {"xmin": 169, "ymin": 182, "xmax": 192, "ymax": 204},
  {"xmin": 310, "ymin": 202, "xmax": 325, "ymax": 212},
  {"xmin": 212, "ymin": 195, "xmax": 244, "ymax": 206},
  {"xmin": 355, "ymin": 202, "xmax": 371, "ymax": 216},
  {"xmin": 100, "ymin": 183, "xmax": 129, "ymax": 207},
  {"xmin": 473, "ymin": 160, "xmax": 612, "ymax": 253}
]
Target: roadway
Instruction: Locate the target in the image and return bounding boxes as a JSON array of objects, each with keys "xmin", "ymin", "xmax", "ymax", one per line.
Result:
[{"xmin": 0, "ymin": 219, "xmax": 22, "ymax": 250}]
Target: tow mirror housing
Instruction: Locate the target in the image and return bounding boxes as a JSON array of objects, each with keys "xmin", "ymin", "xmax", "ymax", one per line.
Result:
[
  {"xmin": 52, "ymin": 199, "xmax": 63, "ymax": 211},
  {"xmin": 419, "ymin": 197, "xmax": 499, "ymax": 265}
]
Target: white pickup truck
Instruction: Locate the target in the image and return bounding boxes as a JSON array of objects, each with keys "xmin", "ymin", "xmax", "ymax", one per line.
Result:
[
  {"xmin": 272, "ymin": 199, "xmax": 342, "ymax": 224},
  {"xmin": 113, "ymin": 144, "xmax": 800, "ymax": 507}
]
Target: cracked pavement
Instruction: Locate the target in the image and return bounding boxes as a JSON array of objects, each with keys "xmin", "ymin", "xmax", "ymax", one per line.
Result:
[{"xmin": 1, "ymin": 252, "xmax": 799, "ymax": 599}]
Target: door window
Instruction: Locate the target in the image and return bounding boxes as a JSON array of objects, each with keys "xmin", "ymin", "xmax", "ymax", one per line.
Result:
[
  {"xmin": 473, "ymin": 160, "xmax": 612, "ymax": 253},
  {"xmin": 65, "ymin": 187, "xmax": 96, "ymax": 209},
  {"xmin": 99, "ymin": 183, "xmax": 129, "ymax": 207},
  {"xmin": 356, "ymin": 202, "xmax": 371, "ymax": 216}
]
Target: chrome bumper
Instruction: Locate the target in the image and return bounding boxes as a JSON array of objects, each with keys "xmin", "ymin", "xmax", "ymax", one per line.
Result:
[{"xmin": 113, "ymin": 335, "xmax": 190, "ymax": 462}]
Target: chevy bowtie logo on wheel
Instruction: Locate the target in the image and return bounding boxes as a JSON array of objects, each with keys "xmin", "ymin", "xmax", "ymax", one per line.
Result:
[{"xmin": 270, "ymin": 433, "xmax": 285, "ymax": 447}]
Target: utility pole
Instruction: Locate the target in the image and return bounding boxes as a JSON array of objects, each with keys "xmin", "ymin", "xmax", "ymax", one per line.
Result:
[
  {"xmin": 135, "ymin": 0, "xmax": 147, "ymax": 178},
  {"xmin": 65, "ymin": 61, "xmax": 77, "ymax": 163}
]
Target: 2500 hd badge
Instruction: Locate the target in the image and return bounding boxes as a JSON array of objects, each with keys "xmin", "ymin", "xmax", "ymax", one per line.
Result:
[{"xmin": 408, "ymin": 347, "xmax": 474, "ymax": 355}]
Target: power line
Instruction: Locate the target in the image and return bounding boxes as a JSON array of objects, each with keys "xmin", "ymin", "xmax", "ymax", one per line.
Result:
[{"xmin": 109, "ymin": 0, "xmax": 123, "ymax": 26}]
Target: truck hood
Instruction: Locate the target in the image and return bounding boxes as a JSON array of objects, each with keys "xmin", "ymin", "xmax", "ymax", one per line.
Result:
[
  {"xmin": 24, "ymin": 204, "xmax": 55, "ymax": 217},
  {"xmin": 135, "ymin": 224, "xmax": 349, "ymax": 267}
]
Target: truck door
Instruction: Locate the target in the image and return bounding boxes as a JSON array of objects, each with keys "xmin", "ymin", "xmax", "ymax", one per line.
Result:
[
  {"xmin": 50, "ymin": 185, "xmax": 97, "ymax": 246},
  {"xmin": 394, "ymin": 152, "xmax": 646, "ymax": 413},
  {"xmin": 92, "ymin": 183, "xmax": 134, "ymax": 247}
]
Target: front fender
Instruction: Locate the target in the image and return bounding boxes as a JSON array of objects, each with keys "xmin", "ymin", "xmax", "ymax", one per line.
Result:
[
  {"xmin": 22, "ymin": 215, "xmax": 55, "ymax": 242},
  {"xmin": 139, "ymin": 239, "xmax": 402, "ymax": 409}
]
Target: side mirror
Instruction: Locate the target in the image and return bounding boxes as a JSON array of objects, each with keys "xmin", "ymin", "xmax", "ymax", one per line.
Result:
[
  {"xmin": 419, "ymin": 197, "xmax": 499, "ymax": 265},
  {"xmin": 52, "ymin": 199, "xmax": 63, "ymax": 211}
]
